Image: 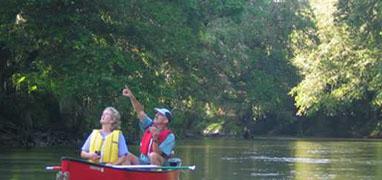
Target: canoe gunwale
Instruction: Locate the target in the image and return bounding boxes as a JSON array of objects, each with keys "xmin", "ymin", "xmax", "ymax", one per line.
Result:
[{"xmin": 61, "ymin": 157, "xmax": 178, "ymax": 173}]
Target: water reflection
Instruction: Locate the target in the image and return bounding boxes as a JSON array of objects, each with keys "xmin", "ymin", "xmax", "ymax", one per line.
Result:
[
  {"xmin": 293, "ymin": 141, "xmax": 325, "ymax": 180},
  {"xmin": 177, "ymin": 138, "xmax": 382, "ymax": 180},
  {"xmin": 1, "ymin": 138, "xmax": 382, "ymax": 179}
]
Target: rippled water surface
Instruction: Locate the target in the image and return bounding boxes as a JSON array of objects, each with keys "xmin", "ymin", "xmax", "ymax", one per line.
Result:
[{"xmin": 1, "ymin": 138, "xmax": 382, "ymax": 179}]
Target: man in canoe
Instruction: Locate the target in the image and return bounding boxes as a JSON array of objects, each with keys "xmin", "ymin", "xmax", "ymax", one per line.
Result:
[
  {"xmin": 122, "ymin": 86, "xmax": 175, "ymax": 165},
  {"xmin": 80, "ymin": 107, "xmax": 129, "ymax": 165}
]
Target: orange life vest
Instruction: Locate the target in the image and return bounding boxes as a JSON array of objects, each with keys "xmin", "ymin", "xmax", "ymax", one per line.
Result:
[{"xmin": 140, "ymin": 128, "xmax": 172, "ymax": 155}]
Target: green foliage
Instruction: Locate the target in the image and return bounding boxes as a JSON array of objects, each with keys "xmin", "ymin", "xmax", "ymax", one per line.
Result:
[
  {"xmin": 196, "ymin": 0, "xmax": 313, "ymax": 136},
  {"xmin": 0, "ymin": 0, "xmax": 201, "ymax": 145},
  {"xmin": 290, "ymin": 0, "xmax": 382, "ymax": 136},
  {"xmin": 335, "ymin": 0, "xmax": 382, "ymax": 46},
  {"xmin": 1, "ymin": 0, "xmax": 381, "ymax": 146}
]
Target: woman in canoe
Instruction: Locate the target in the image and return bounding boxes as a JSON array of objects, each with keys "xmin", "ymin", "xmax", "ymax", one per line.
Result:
[{"xmin": 80, "ymin": 107, "xmax": 129, "ymax": 165}]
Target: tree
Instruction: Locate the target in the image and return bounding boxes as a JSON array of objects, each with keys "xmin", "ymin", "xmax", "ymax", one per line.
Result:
[{"xmin": 290, "ymin": 0, "xmax": 382, "ymax": 137}]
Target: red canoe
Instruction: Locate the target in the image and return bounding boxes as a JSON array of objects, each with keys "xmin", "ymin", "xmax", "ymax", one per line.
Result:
[{"xmin": 52, "ymin": 157, "xmax": 182, "ymax": 180}]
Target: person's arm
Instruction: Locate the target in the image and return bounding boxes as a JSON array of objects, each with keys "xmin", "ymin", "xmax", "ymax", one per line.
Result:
[
  {"xmin": 150, "ymin": 127, "xmax": 161, "ymax": 154},
  {"xmin": 112, "ymin": 155, "xmax": 127, "ymax": 165},
  {"xmin": 158, "ymin": 134, "xmax": 175, "ymax": 157},
  {"xmin": 81, "ymin": 151, "xmax": 100, "ymax": 161},
  {"xmin": 122, "ymin": 86, "xmax": 146, "ymax": 121},
  {"xmin": 139, "ymin": 115, "xmax": 153, "ymax": 132},
  {"xmin": 150, "ymin": 129, "xmax": 175, "ymax": 157},
  {"xmin": 80, "ymin": 133, "xmax": 100, "ymax": 161}
]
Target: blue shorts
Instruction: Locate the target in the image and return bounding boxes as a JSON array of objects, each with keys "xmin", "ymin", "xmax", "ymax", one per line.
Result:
[{"xmin": 139, "ymin": 154, "xmax": 150, "ymax": 165}]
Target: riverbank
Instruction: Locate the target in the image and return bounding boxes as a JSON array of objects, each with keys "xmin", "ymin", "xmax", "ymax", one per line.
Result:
[{"xmin": 3, "ymin": 132, "xmax": 382, "ymax": 149}]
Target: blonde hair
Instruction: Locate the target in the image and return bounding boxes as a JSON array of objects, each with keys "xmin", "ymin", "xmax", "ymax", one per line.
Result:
[{"xmin": 104, "ymin": 107, "xmax": 121, "ymax": 130}]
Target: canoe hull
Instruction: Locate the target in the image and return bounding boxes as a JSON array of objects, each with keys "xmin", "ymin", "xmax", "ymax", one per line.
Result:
[{"xmin": 58, "ymin": 157, "xmax": 179, "ymax": 180}]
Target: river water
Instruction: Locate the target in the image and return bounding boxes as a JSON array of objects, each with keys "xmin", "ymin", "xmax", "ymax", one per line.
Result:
[{"xmin": 1, "ymin": 137, "xmax": 382, "ymax": 179}]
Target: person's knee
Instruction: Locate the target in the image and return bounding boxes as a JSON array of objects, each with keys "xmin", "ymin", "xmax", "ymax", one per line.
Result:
[
  {"xmin": 124, "ymin": 153, "xmax": 139, "ymax": 165},
  {"xmin": 148, "ymin": 152, "xmax": 160, "ymax": 159},
  {"xmin": 149, "ymin": 152, "xmax": 164, "ymax": 165}
]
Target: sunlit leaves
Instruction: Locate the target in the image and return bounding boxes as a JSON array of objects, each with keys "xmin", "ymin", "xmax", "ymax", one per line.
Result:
[
  {"xmin": 291, "ymin": 0, "xmax": 382, "ymax": 124},
  {"xmin": 197, "ymin": 0, "xmax": 313, "ymax": 135}
]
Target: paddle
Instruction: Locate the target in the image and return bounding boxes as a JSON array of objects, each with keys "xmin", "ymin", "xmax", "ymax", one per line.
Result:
[
  {"xmin": 46, "ymin": 164, "xmax": 196, "ymax": 171},
  {"xmin": 110, "ymin": 164, "xmax": 196, "ymax": 171},
  {"xmin": 45, "ymin": 166, "xmax": 61, "ymax": 171}
]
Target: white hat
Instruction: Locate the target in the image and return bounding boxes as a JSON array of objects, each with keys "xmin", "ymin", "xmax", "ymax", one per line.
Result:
[{"xmin": 154, "ymin": 108, "xmax": 172, "ymax": 122}]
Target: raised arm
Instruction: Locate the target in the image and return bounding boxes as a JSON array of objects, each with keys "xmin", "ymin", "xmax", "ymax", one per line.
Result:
[{"xmin": 122, "ymin": 86, "xmax": 146, "ymax": 121}]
